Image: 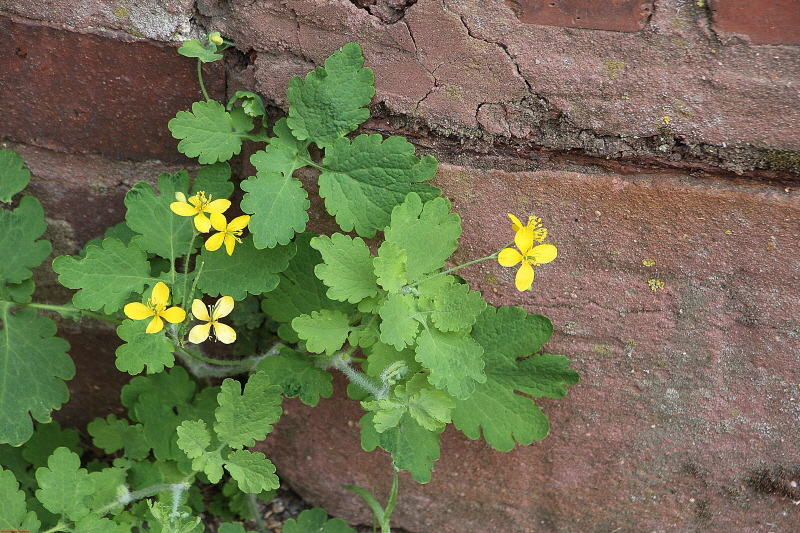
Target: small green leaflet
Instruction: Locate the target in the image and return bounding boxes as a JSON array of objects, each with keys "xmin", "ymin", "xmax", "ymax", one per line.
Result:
[
  {"xmin": 0, "ymin": 306, "xmax": 73, "ymax": 446},
  {"xmin": 360, "ymin": 412, "xmax": 441, "ymax": 484},
  {"xmin": 178, "ymin": 39, "xmax": 223, "ymax": 62},
  {"xmin": 363, "ymin": 341, "xmax": 421, "ymax": 379},
  {"xmin": 114, "ymin": 319, "xmax": 176, "ymax": 375},
  {"xmin": 283, "ymin": 508, "xmax": 356, "ymax": 533},
  {"xmin": 53, "ymin": 238, "xmax": 155, "ymax": 314},
  {"xmin": 228, "ymin": 90, "xmax": 267, "ymax": 119},
  {"xmin": 196, "ymin": 237, "xmax": 296, "ymax": 300},
  {"xmin": 378, "ymin": 293, "xmax": 420, "ymax": 350},
  {"xmin": 0, "ymin": 149, "xmax": 31, "ymax": 202},
  {"xmin": 419, "ymin": 277, "xmax": 487, "ymax": 332},
  {"xmin": 415, "ymin": 328, "xmax": 485, "ymax": 400},
  {"xmin": 214, "ymin": 371, "xmax": 283, "ymax": 449},
  {"xmin": 373, "ymin": 241, "xmax": 407, "ymax": 292},
  {"xmin": 35, "ymin": 447, "xmax": 94, "ymax": 521},
  {"xmin": 192, "ymin": 162, "xmax": 234, "ymax": 199},
  {"xmin": 363, "ymin": 375, "xmax": 454, "ymax": 432},
  {"xmin": 0, "ymin": 467, "xmax": 41, "ymax": 533},
  {"xmin": 20, "ymin": 421, "xmax": 81, "ymax": 469},
  {"xmin": 0, "ymin": 196, "xmax": 52, "ymax": 285},
  {"xmin": 291, "ymin": 310, "xmax": 352, "ymax": 355},
  {"xmin": 286, "ymin": 42, "xmax": 375, "ymax": 148},
  {"xmin": 383, "ymin": 193, "xmax": 461, "ymax": 282},
  {"xmin": 87, "ymin": 414, "xmax": 150, "ymax": 460},
  {"xmin": 224, "ymin": 449, "xmax": 279, "ymax": 494},
  {"xmin": 311, "ymin": 234, "xmax": 378, "ymax": 303},
  {"xmin": 319, "ymin": 135, "xmax": 440, "ymax": 238},
  {"xmin": 256, "ymin": 347, "xmax": 334, "ymax": 406},
  {"xmin": 176, "ymin": 419, "xmax": 212, "ymax": 460},
  {"xmin": 170, "ymin": 101, "xmax": 254, "ymax": 164},
  {"xmin": 451, "ymin": 306, "xmax": 579, "ymax": 451},
  {"xmin": 125, "ymin": 173, "xmax": 196, "ymax": 261}
]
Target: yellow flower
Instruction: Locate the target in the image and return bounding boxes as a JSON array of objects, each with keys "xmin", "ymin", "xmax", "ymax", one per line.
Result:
[
  {"xmin": 189, "ymin": 296, "xmax": 236, "ymax": 344},
  {"xmin": 170, "ymin": 191, "xmax": 231, "ymax": 233},
  {"xmin": 498, "ymin": 227, "xmax": 557, "ymax": 291},
  {"xmin": 508, "ymin": 213, "xmax": 548, "ymax": 243},
  {"xmin": 205, "ymin": 212, "xmax": 251, "ymax": 255},
  {"xmin": 123, "ymin": 282, "xmax": 186, "ymax": 333},
  {"xmin": 209, "ymin": 32, "xmax": 223, "ymax": 46}
]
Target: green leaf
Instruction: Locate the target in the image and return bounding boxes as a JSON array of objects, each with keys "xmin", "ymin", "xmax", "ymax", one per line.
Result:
[
  {"xmin": 363, "ymin": 341, "xmax": 420, "ymax": 378},
  {"xmin": 451, "ymin": 306, "xmax": 579, "ymax": 451},
  {"xmin": 74, "ymin": 514, "xmax": 132, "ymax": 533},
  {"xmin": 224, "ymin": 449, "xmax": 279, "ymax": 494},
  {"xmin": 378, "ymin": 292, "xmax": 421, "ymax": 350},
  {"xmin": 421, "ymin": 277, "xmax": 487, "ymax": 332},
  {"xmin": 284, "ymin": 508, "xmax": 356, "ymax": 533},
  {"xmin": 53, "ymin": 238, "xmax": 154, "ymax": 314},
  {"xmin": 192, "ymin": 162, "xmax": 234, "ymax": 200},
  {"xmin": 256, "ymin": 347, "xmax": 334, "ymax": 407},
  {"xmin": 261, "ymin": 234, "xmax": 356, "ymax": 328},
  {"xmin": 114, "ymin": 319, "xmax": 176, "ymax": 375},
  {"xmin": 4, "ymin": 279, "xmax": 35, "ymax": 304},
  {"xmin": 176, "ymin": 419, "xmax": 212, "ymax": 459},
  {"xmin": 286, "ymin": 42, "xmax": 375, "ymax": 148},
  {"xmin": 319, "ymin": 135, "xmax": 441, "ymax": 238},
  {"xmin": 364, "ymin": 375, "xmax": 454, "ymax": 432},
  {"xmin": 169, "ymin": 100, "xmax": 253, "ymax": 164},
  {"xmin": 310, "ymin": 234, "xmax": 378, "ymax": 303},
  {"xmin": 0, "ymin": 149, "xmax": 31, "ymax": 203},
  {"xmin": 373, "ymin": 241, "xmax": 407, "ymax": 292},
  {"xmin": 291, "ymin": 310, "xmax": 352, "ymax": 355},
  {"xmin": 178, "ymin": 39, "xmax": 223, "ymax": 62},
  {"xmin": 415, "ymin": 328, "xmax": 485, "ymax": 400},
  {"xmin": 214, "ymin": 371, "xmax": 283, "ymax": 449},
  {"xmin": 21, "ymin": 422, "xmax": 81, "ymax": 468},
  {"xmin": 228, "ymin": 91, "xmax": 267, "ymax": 119},
  {"xmin": 383, "ymin": 193, "xmax": 461, "ymax": 282},
  {"xmin": 254, "ymin": 118, "xmax": 310, "ymax": 179},
  {"xmin": 0, "ymin": 467, "xmax": 41, "ymax": 533},
  {"xmin": 0, "ymin": 306, "xmax": 73, "ymax": 446},
  {"xmin": 35, "ymin": 447, "xmax": 94, "ymax": 521},
  {"xmin": 87, "ymin": 466, "xmax": 128, "ymax": 512},
  {"xmin": 87, "ymin": 414, "xmax": 150, "ymax": 460},
  {"xmin": 125, "ymin": 173, "xmax": 196, "ymax": 261},
  {"xmin": 0, "ymin": 196, "xmax": 52, "ymax": 285},
  {"xmin": 196, "ymin": 237, "xmax": 296, "ymax": 300},
  {"xmin": 360, "ymin": 412, "xmax": 440, "ymax": 484}
]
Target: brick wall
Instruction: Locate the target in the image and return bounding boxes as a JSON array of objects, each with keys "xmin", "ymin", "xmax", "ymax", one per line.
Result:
[{"xmin": 2, "ymin": 1, "xmax": 799, "ymax": 532}]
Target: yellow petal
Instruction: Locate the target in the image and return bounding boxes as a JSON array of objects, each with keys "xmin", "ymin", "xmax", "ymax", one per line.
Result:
[
  {"xmin": 188, "ymin": 195, "xmax": 203, "ymax": 209},
  {"xmin": 529, "ymin": 243, "xmax": 558, "ymax": 265},
  {"xmin": 194, "ymin": 213, "xmax": 212, "ymax": 233},
  {"xmin": 146, "ymin": 316, "xmax": 164, "ymax": 334},
  {"xmin": 205, "ymin": 199, "xmax": 231, "ymax": 214},
  {"xmin": 192, "ymin": 299, "xmax": 211, "ymax": 321},
  {"xmin": 124, "ymin": 302, "xmax": 153, "ymax": 320},
  {"xmin": 209, "ymin": 212, "xmax": 228, "ymax": 232},
  {"xmin": 224, "ymin": 234, "xmax": 236, "ymax": 255},
  {"xmin": 498, "ymin": 247, "xmax": 523, "ymax": 267},
  {"xmin": 212, "ymin": 296, "xmax": 235, "ymax": 320},
  {"xmin": 514, "ymin": 226, "xmax": 535, "ymax": 253},
  {"xmin": 205, "ymin": 232, "xmax": 225, "ymax": 251},
  {"xmin": 212, "ymin": 322, "xmax": 237, "ymax": 344},
  {"xmin": 174, "ymin": 192, "xmax": 187, "ymax": 203},
  {"xmin": 170, "ymin": 201, "xmax": 198, "ymax": 217},
  {"xmin": 189, "ymin": 323, "xmax": 212, "ymax": 344},
  {"xmin": 508, "ymin": 213, "xmax": 523, "ymax": 232},
  {"xmin": 227, "ymin": 215, "xmax": 250, "ymax": 232},
  {"xmin": 161, "ymin": 306, "xmax": 187, "ymax": 324},
  {"xmin": 151, "ymin": 282, "xmax": 170, "ymax": 306},
  {"xmin": 515, "ymin": 262, "xmax": 535, "ymax": 292}
]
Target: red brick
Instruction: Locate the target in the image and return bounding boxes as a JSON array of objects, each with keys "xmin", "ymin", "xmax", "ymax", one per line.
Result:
[
  {"xmin": 0, "ymin": 15, "xmax": 225, "ymax": 163},
  {"xmin": 709, "ymin": 0, "xmax": 800, "ymax": 45},
  {"xmin": 505, "ymin": 0, "xmax": 654, "ymax": 32}
]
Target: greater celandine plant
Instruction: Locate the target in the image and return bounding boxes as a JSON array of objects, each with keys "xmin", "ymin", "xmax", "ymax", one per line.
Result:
[{"xmin": 0, "ymin": 34, "xmax": 579, "ymax": 533}]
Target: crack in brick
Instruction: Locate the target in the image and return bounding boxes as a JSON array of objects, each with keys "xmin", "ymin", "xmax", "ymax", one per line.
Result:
[{"xmin": 348, "ymin": 0, "xmax": 419, "ymax": 24}]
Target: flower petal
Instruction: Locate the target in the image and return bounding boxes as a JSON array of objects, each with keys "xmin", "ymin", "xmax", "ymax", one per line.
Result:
[
  {"xmin": 192, "ymin": 299, "xmax": 211, "ymax": 321},
  {"xmin": 508, "ymin": 213, "xmax": 523, "ymax": 232},
  {"xmin": 189, "ymin": 323, "xmax": 212, "ymax": 344},
  {"xmin": 224, "ymin": 234, "xmax": 236, "ymax": 255},
  {"xmin": 514, "ymin": 226, "xmax": 535, "ymax": 253},
  {"xmin": 161, "ymin": 306, "xmax": 187, "ymax": 324},
  {"xmin": 194, "ymin": 213, "xmax": 212, "ymax": 233},
  {"xmin": 170, "ymin": 201, "xmax": 198, "ymax": 217},
  {"xmin": 212, "ymin": 322, "xmax": 237, "ymax": 344},
  {"xmin": 212, "ymin": 296, "xmax": 235, "ymax": 320},
  {"xmin": 146, "ymin": 316, "xmax": 164, "ymax": 334},
  {"xmin": 205, "ymin": 199, "xmax": 231, "ymax": 214},
  {"xmin": 515, "ymin": 262, "xmax": 535, "ymax": 292},
  {"xmin": 529, "ymin": 243, "xmax": 558, "ymax": 265},
  {"xmin": 227, "ymin": 215, "xmax": 251, "ymax": 232},
  {"xmin": 209, "ymin": 212, "xmax": 228, "ymax": 232},
  {"xmin": 124, "ymin": 302, "xmax": 153, "ymax": 320},
  {"xmin": 174, "ymin": 192, "xmax": 187, "ymax": 203},
  {"xmin": 151, "ymin": 282, "xmax": 170, "ymax": 305},
  {"xmin": 498, "ymin": 247, "xmax": 523, "ymax": 267},
  {"xmin": 205, "ymin": 232, "xmax": 225, "ymax": 251}
]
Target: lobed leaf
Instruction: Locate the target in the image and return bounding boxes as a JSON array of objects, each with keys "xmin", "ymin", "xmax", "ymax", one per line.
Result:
[
  {"xmin": 87, "ymin": 414, "xmax": 150, "ymax": 460},
  {"xmin": 192, "ymin": 162, "xmax": 234, "ymax": 199},
  {"xmin": 256, "ymin": 347, "xmax": 334, "ymax": 407},
  {"xmin": 0, "ymin": 467, "xmax": 41, "ymax": 533},
  {"xmin": 170, "ymin": 100, "xmax": 253, "ymax": 164},
  {"xmin": 176, "ymin": 419, "xmax": 212, "ymax": 459},
  {"xmin": 214, "ymin": 371, "xmax": 283, "ymax": 449},
  {"xmin": 0, "ymin": 148, "xmax": 31, "ymax": 202},
  {"xmin": 21, "ymin": 421, "xmax": 81, "ymax": 468},
  {"xmin": 178, "ymin": 39, "xmax": 223, "ymax": 62},
  {"xmin": 114, "ymin": 319, "xmax": 176, "ymax": 375},
  {"xmin": 373, "ymin": 241, "xmax": 407, "ymax": 292},
  {"xmin": 360, "ymin": 412, "xmax": 440, "ymax": 484},
  {"xmin": 421, "ymin": 277, "xmax": 487, "ymax": 332},
  {"xmin": 0, "ymin": 196, "xmax": 52, "ymax": 285},
  {"xmin": 311, "ymin": 233, "xmax": 378, "ymax": 303},
  {"xmin": 283, "ymin": 508, "xmax": 356, "ymax": 533},
  {"xmin": 415, "ymin": 328, "xmax": 485, "ymax": 400},
  {"xmin": 224, "ymin": 449, "xmax": 279, "ymax": 494},
  {"xmin": 35, "ymin": 447, "xmax": 94, "ymax": 521},
  {"xmin": 292, "ymin": 310, "xmax": 353, "ymax": 355},
  {"xmin": 378, "ymin": 293, "xmax": 420, "ymax": 350}
]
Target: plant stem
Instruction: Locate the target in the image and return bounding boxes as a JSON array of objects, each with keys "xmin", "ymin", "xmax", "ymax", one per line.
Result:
[
  {"xmin": 197, "ymin": 59, "xmax": 210, "ymax": 101},
  {"xmin": 15, "ymin": 302, "xmax": 123, "ymax": 325},
  {"xmin": 405, "ymin": 252, "xmax": 499, "ymax": 290},
  {"xmin": 247, "ymin": 492, "xmax": 269, "ymax": 533}
]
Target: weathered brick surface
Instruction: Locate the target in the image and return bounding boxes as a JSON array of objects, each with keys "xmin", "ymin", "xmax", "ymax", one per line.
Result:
[
  {"xmin": 0, "ymin": 15, "xmax": 224, "ymax": 163},
  {"xmin": 507, "ymin": 0, "xmax": 654, "ymax": 32},
  {"xmin": 709, "ymin": 0, "xmax": 800, "ymax": 46},
  {"xmin": 256, "ymin": 164, "xmax": 800, "ymax": 532}
]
